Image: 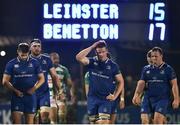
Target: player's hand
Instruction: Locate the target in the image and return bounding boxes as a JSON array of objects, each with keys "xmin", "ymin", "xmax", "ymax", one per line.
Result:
[
  {"xmin": 27, "ymin": 86, "xmax": 36, "ymax": 95},
  {"xmin": 132, "ymin": 95, "xmax": 141, "ymax": 106},
  {"xmin": 57, "ymin": 90, "xmax": 66, "ymax": 101},
  {"xmin": 15, "ymin": 89, "xmax": 23, "ymax": 97},
  {"xmin": 106, "ymin": 93, "xmax": 116, "ymax": 101},
  {"xmin": 91, "ymin": 40, "xmax": 106, "ymax": 49},
  {"xmin": 119, "ymin": 100, "xmax": 125, "ymax": 109},
  {"xmin": 172, "ymin": 98, "xmax": 179, "ymax": 109}
]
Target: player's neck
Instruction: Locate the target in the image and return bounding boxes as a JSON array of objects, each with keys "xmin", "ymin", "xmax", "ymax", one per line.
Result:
[
  {"xmin": 31, "ymin": 53, "xmax": 41, "ymax": 58},
  {"xmin": 155, "ymin": 61, "xmax": 165, "ymax": 68}
]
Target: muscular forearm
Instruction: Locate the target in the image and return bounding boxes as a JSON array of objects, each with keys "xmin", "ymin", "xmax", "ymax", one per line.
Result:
[
  {"xmin": 52, "ymin": 75, "xmax": 61, "ymax": 93},
  {"xmin": 134, "ymin": 80, "xmax": 145, "ymax": 97},
  {"xmin": 114, "ymin": 81, "xmax": 124, "ymax": 100},
  {"xmin": 3, "ymin": 81, "xmax": 18, "ymax": 93},
  {"xmin": 76, "ymin": 46, "xmax": 93, "ymax": 61},
  {"xmin": 120, "ymin": 88, "xmax": 125, "ymax": 101},
  {"xmin": 34, "ymin": 76, "xmax": 45, "ymax": 90},
  {"xmin": 172, "ymin": 83, "xmax": 179, "ymax": 100}
]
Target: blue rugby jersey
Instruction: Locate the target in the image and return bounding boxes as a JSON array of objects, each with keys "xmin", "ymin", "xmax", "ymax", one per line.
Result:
[
  {"xmin": 86, "ymin": 57, "xmax": 121, "ymax": 99},
  {"xmin": 140, "ymin": 63, "xmax": 176, "ymax": 98},
  {"xmin": 4, "ymin": 57, "xmax": 42, "ymax": 92},
  {"xmin": 30, "ymin": 54, "xmax": 53, "ymax": 95}
]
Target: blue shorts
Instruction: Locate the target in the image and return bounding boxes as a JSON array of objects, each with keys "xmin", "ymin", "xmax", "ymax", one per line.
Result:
[
  {"xmin": 11, "ymin": 93, "xmax": 37, "ymax": 114},
  {"xmin": 87, "ymin": 96, "xmax": 112, "ymax": 116},
  {"xmin": 36, "ymin": 90, "xmax": 50, "ymax": 109},
  {"xmin": 141, "ymin": 96, "xmax": 169, "ymax": 116},
  {"xmin": 111, "ymin": 98, "xmax": 119, "ymax": 114}
]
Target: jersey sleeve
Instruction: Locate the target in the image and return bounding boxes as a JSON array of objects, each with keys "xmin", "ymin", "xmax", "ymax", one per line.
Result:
[
  {"xmin": 167, "ymin": 66, "xmax": 177, "ymax": 81},
  {"xmin": 86, "ymin": 57, "xmax": 95, "ymax": 69},
  {"xmin": 63, "ymin": 66, "xmax": 71, "ymax": 79},
  {"xmin": 47, "ymin": 57, "xmax": 54, "ymax": 70},
  {"xmin": 140, "ymin": 66, "xmax": 147, "ymax": 82},
  {"xmin": 4, "ymin": 62, "xmax": 13, "ymax": 76},
  {"xmin": 35, "ymin": 60, "xmax": 43, "ymax": 75},
  {"xmin": 112, "ymin": 63, "xmax": 121, "ymax": 76}
]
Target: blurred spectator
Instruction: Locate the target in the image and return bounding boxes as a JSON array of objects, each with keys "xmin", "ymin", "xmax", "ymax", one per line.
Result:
[{"xmin": 124, "ymin": 75, "xmax": 137, "ymax": 106}]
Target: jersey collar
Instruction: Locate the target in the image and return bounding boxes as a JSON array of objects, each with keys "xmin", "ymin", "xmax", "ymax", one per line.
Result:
[
  {"xmin": 30, "ymin": 54, "xmax": 42, "ymax": 59},
  {"xmin": 17, "ymin": 56, "xmax": 30, "ymax": 62}
]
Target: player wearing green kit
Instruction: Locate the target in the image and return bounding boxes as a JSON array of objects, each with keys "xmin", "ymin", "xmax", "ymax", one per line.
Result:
[{"xmin": 48, "ymin": 52, "xmax": 75, "ymax": 124}]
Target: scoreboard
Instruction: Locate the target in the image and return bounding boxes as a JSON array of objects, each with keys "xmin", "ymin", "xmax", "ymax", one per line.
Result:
[{"xmin": 42, "ymin": 0, "xmax": 167, "ymax": 42}]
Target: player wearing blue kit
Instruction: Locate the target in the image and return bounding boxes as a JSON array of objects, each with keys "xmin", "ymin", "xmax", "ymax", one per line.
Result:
[
  {"xmin": 2, "ymin": 43, "xmax": 45, "ymax": 124},
  {"xmin": 133, "ymin": 47, "xmax": 179, "ymax": 124},
  {"xmin": 30, "ymin": 39, "xmax": 60, "ymax": 124},
  {"xmin": 76, "ymin": 40, "xmax": 124, "ymax": 124},
  {"xmin": 84, "ymin": 72, "xmax": 125, "ymax": 124}
]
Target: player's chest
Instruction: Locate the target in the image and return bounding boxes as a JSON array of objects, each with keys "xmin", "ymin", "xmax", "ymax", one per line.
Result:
[
  {"xmin": 39, "ymin": 59, "xmax": 49, "ymax": 72},
  {"xmin": 146, "ymin": 68, "xmax": 167, "ymax": 80},
  {"xmin": 13, "ymin": 63, "xmax": 35, "ymax": 74}
]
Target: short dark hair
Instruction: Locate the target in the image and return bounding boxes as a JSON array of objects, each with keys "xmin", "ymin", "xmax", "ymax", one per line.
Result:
[
  {"xmin": 95, "ymin": 41, "xmax": 107, "ymax": 49},
  {"xmin": 147, "ymin": 49, "xmax": 152, "ymax": 58},
  {"xmin": 30, "ymin": 38, "xmax": 41, "ymax": 44},
  {"xmin": 17, "ymin": 43, "xmax": 30, "ymax": 53},
  {"xmin": 152, "ymin": 46, "xmax": 163, "ymax": 55}
]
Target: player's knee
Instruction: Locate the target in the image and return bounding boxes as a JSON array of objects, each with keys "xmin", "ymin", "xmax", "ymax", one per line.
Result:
[
  {"xmin": 141, "ymin": 118, "xmax": 149, "ymax": 124},
  {"xmin": 154, "ymin": 112, "xmax": 164, "ymax": 124}
]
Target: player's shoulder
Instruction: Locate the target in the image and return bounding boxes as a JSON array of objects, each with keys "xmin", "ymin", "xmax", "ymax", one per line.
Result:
[
  {"xmin": 163, "ymin": 63, "xmax": 174, "ymax": 70},
  {"xmin": 59, "ymin": 64, "xmax": 68, "ymax": 70},
  {"xmin": 144, "ymin": 64, "xmax": 151, "ymax": 68},
  {"xmin": 142, "ymin": 64, "xmax": 152, "ymax": 71},
  {"xmin": 108, "ymin": 59, "xmax": 118, "ymax": 67},
  {"xmin": 29, "ymin": 57, "xmax": 40, "ymax": 64},
  {"xmin": 40, "ymin": 53, "xmax": 51, "ymax": 59},
  {"xmin": 7, "ymin": 58, "xmax": 18, "ymax": 65}
]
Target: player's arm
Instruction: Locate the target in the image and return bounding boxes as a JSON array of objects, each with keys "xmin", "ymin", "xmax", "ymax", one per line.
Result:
[
  {"xmin": 2, "ymin": 74, "xmax": 23, "ymax": 97},
  {"xmin": 49, "ymin": 67, "xmax": 61, "ymax": 93},
  {"xmin": 106, "ymin": 73, "xmax": 124, "ymax": 101},
  {"xmin": 132, "ymin": 80, "xmax": 145, "ymax": 105},
  {"xmin": 114, "ymin": 74, "xmax": 124, "ymax": 100},
  {"xmin": 27, "ymin": 73, "xmax": 45, "ymax": 95},
  {"xmin": 170, "ymin": 78, "xmax": 179, "ymax": 109},
  {"xmin": 119, "ymin": 87, "xmax": 125, "ymax": 109},
  {"xmin": 76, "ymin": 41, "xmax": 103, "ymax": 65}
]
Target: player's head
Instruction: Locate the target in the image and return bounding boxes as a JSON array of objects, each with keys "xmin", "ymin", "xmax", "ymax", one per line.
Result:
[
  {"xmin": 146, "ymin": 49, "xmax": 153, "ymax": 65},
  {"xmin": 151, "ymin": 47, "xmax": 163, "ymax": 65},
  {"xmin": 95, "ymin": 40, "xmax": 109, "ymax": 61},
  {"xmin": 17, "ymin": 42, "xmax": 30, "ymax": 60},
  {"xmin": 30, "ymin": 38, "xmax": 42, "ymax": 56},
  {"xmin": 49, "ymin": 52, "xmax": 60, "ymax": 67}
]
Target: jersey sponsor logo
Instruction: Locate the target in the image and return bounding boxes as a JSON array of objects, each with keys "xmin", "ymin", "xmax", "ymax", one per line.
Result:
[
  {"xmin": 106, "ymin": 65, "xmax": 111, "ymax": 70},
  {"xmin": 160, "ymin": 70, "xmax": 165, "ymax": 74},
  {"xmin": 42, "ymin": 60, "xmax": 47, "ymax": 64},
  {"xmin": 14, "ymin": 64, "xmax": 19, "ymax": 68},
  {"xmin": 28, "ymin": 63, "xmax": 33, "ymax": 67},
  {"xmin": 146, "ymin": 70, "xmax": 150, "ymax": 74},
  {"xmin": 93, "ymin": 62, "xmax": 98, "ymax": 66},
  {"xmin": 91, "ymin": 71, "xmax": 109, "ymax": 79}
]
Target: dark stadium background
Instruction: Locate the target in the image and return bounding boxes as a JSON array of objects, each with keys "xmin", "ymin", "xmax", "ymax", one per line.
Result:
[{"xmin": 0, "ymin": 0, "xmax": 180, "ymax": 124}]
